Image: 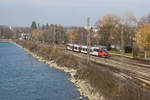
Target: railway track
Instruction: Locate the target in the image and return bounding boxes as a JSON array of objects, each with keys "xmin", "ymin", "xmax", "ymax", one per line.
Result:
[
  {"xmin": 62, "ymin": 49, "xmax": 150, "ymax": 89},
  {"xmin": 40, "ymin": 44, "xmax": 150, "ymax": 90},
  {"xmin": 109, "ymin": 55, "xmax": 150, "ymax": 68}
]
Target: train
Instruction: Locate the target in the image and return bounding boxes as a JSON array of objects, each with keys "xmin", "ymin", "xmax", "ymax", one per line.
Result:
[{"xmin": 66, "ymin": 43, "xmax": 109, "ymax": 57}]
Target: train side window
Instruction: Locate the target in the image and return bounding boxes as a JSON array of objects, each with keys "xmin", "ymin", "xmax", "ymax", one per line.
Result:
[
  {"xmin": 97, "ymin": 49, "xmax": 99, "ymax": 52},
  {"xmin": 94, "ymin": 49, "xmax": 98, "ymax": 52}
]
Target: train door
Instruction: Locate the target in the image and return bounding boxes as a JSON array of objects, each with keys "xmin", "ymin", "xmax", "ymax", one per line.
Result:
[{"xmin": 92, "ymin": 48, "xmax": 99, "ymax": 56}]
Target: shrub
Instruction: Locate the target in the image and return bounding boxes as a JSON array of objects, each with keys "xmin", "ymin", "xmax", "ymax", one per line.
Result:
[
  {"xmin": 124, "ymin": 46, "xmax": 132, "ymax": 53},
  {"xmin": 25, "ymin": 41, "xmax": 37, "ymax": 51},
  {"xmin": 50, "ymin": 46, "xmax": 61, "ymax": 60}
]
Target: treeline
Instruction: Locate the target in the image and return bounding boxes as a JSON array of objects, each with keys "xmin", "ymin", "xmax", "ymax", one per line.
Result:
[
  {"xmin": 0, "ymin": 26, "xmax": 30, "ymax": 39},
  {"xmin": 30, "ymin": 21, "xmax": 88, "ymax": 44},
  {"xmin": 0, "ymin": 26, "xmax": 15, "ymax": 39},
  {"xmin": 1, "ymin": 12, "xmax": 150, "ymax": 58},
  {"xmin": 28, "ymin": 12, "xmax": 150, "ymax": 58}
]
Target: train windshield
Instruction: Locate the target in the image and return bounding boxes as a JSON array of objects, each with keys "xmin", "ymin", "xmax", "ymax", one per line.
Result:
[
  {"xmin": 102, "ymin": 47, "xmax": 107, "ymax": 50},
  {"xmin": 103, "ymin": 50, "xmax": 108, "ymax": 53}
]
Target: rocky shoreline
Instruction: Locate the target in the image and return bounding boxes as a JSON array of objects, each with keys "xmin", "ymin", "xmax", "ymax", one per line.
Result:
[{"xmin": 10, "ymin": 41, "xmax": 104, "ymax": 100}]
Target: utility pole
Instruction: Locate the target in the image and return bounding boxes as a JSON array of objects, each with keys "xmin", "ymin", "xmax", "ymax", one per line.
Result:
[
  {"xmin": 87, "ymin": 17, "xmax": 91, "ymax": 64},
  {"xmin": 119, "ymin": 24, "xmax": 124, "ymax": 95},
  {"xmin": 71, "ymin": 31, "xmax": 72, "ymax": 43},
  {"xmin": 121, "ymin": 25, "xmax": 124, "ymax": 52}
]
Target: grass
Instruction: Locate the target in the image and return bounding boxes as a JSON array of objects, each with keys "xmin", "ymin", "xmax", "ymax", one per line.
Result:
[{"xmin": 109, "ymin": 50, "xmax": 132, "ymax": 57}]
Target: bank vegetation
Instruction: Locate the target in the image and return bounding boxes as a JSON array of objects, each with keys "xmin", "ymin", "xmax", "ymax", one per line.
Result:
[{"xmin": 13, "ymin": 39, "xmax": 150, "ymax": 100}]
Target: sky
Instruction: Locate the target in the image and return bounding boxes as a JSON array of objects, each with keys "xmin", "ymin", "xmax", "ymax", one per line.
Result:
[{"xmin": 0, "ymin": 0, "xmax": 150, "ymax": 27}]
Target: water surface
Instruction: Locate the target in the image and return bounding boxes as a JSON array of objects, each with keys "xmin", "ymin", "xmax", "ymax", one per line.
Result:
[{"xmin": 0, "ymin": 42, "xmax": 80, "ymax": 100}]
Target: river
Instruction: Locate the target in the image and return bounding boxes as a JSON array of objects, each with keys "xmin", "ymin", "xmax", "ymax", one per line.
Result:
[{"xmin": 0, "ymin": 42, "xmax": 81, "ymax": 100}]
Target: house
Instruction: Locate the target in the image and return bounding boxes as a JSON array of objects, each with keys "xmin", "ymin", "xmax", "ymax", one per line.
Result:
[{"xmin": 19, "ymin": 33, "xmax": 31, "ymax": 40}]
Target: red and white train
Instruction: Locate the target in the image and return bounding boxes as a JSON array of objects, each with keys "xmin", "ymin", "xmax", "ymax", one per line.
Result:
[{"xmin": 66, "ymin": 43, "xmax": 109, "ymax": 57}]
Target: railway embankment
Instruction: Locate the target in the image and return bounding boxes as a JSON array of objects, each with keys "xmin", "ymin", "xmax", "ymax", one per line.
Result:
[{"xmin": 11, "ymin": 40, "xmax": 150, "ymax": 100}]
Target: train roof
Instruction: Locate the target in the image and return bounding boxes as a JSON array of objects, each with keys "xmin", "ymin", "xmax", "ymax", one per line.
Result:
[
  {"xmin": 82, "ymin": 45, "xmax": 87, "ymax": 48},
  {"xmin": 66, "ymin": 43, "xmax": 107, "ymax": 50},
  {"xmin": 74, "ymin": 44, "xmax": 80, "ymax": 47}
]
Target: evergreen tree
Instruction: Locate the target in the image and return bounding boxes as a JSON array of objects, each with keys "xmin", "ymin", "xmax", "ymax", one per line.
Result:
[
  {"xmin": 31, "ymin": 21, "xmax": 37, "ymax": 30},
  {"xmin": 46, "ymin": 23, "xmax": 49, "ymax": 29}
]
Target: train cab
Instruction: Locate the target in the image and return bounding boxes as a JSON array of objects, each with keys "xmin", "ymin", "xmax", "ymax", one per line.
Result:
[
  {"xmin": 90, "ymin": 47, "xmax": 109, "ymax": 57},
  {"xmin": 98, "ymin": 49, "xmax": 109, "ymax": 57}
]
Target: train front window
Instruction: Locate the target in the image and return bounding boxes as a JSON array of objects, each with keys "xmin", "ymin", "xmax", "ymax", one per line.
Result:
[
  {"xmin": 102, "ymin": 47, "xmax": 107, "ymax": 50},
  {"xmin": 103, "ymin": 50, "xmax": 108, "ymax": 53}
]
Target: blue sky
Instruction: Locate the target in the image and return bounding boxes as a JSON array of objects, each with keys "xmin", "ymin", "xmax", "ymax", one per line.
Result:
[{"xmin": 0, "ymin": 0, "xmax": 150, "ymax": 27}]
